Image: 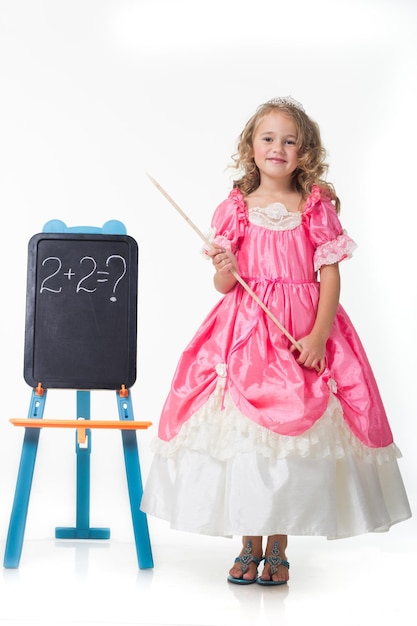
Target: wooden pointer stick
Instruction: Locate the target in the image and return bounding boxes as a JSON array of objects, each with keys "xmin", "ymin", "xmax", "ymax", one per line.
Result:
[{"xmin": 146, "ymin": 174, "xmax": 303, "ymax": 352}]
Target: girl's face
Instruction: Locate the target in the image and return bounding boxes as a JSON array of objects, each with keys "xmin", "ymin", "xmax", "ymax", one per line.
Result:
[{"xmin": 252, "ymin": 111, "xmax": 299, "ymax": 184}]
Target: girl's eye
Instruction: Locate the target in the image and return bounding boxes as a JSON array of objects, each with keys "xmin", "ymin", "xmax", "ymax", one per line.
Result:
[
  {"xmin": 263, "ymin": 137, "xmax": 273, "ymax": 143},
  {"xmin": 285, "ymin": 140, "xmax": 296, "ymax": 145}
]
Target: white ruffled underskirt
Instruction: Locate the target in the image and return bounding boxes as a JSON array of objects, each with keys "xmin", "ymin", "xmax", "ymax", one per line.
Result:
[{"xmin": 141, "ymin": 385, "xmax": 411, "ymax": 539}]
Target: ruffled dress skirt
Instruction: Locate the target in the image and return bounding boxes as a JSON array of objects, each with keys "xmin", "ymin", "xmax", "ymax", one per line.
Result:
[{"xmin": 141, "ymin": 378, "xmax": 410, "ymax": 539}]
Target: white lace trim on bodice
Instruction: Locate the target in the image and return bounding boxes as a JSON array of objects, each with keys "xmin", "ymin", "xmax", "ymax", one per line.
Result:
[
  {"xmin": 152, "ymin": 383, "xmax": 401, "ymax": 465},
  {"xmin": 248, "ymin": 203, "xmax": 302, "ymax": 231}
]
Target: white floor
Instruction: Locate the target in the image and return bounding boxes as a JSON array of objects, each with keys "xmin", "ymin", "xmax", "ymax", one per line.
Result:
[{"xmin": 1, "ymin": 514, "xmax": 415, "ymax": 626}]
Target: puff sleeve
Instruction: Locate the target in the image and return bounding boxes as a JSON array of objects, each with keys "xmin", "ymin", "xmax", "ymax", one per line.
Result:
[
  {"xmin": 203, "ymin": 188, "xmax": 248, "ymax": 255},
  {"xmin": 303, "ymin": 186, "xmax": 357, "ymax": 271}
]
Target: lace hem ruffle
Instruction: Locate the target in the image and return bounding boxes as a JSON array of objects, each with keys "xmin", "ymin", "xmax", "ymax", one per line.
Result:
[
  {"xmin": 152, "ymin": 385, "xmax": 401, "ymax": 465},
  {"xmin": 314, "ymin": 231, "xmax": 357, "ymax": 271}
]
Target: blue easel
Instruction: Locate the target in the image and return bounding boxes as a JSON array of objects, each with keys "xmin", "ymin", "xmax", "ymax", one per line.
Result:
[{"xmin": 3, "ymin": 220, "xmax": 153, "ymax": 570}]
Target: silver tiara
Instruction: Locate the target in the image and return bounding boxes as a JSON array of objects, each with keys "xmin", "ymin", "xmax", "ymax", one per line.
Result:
[{"xmin": 266, "ymin": 96, "xmax": 305, "ymax": 112}]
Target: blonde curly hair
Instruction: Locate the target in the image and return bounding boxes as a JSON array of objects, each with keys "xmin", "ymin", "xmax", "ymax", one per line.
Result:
[{"xmin": 231, "ymin": 100, "xmax": 340, "ymax": 213}]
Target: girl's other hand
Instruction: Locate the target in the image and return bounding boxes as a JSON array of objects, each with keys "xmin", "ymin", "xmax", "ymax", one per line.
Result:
[{"xmin": 289, "ymin": 334, "xmax": 326, "ymax": 374}]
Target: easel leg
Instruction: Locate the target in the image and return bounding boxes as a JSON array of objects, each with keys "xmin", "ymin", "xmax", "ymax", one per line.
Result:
[
  {"xmin": 3, "ymin": 389, "xmax": 47, "ymax": 568},
  {"xmin": 55, "ymin": 390, "xmax": 110, "ymax": 540},
  {"xmin": 117, "ymin": 391, "xmax": 153, "ymax": 569}
]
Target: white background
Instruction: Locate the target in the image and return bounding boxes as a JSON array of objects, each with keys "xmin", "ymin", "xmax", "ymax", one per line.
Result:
[{"xmin": 0, "ymin": 0, "xmax": 416, "ymax": 564}]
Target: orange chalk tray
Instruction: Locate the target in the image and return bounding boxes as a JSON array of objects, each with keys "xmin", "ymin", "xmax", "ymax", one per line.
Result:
[{"xmin": 10, "ymin": 418, "xmax": 152, "ymax": 430}]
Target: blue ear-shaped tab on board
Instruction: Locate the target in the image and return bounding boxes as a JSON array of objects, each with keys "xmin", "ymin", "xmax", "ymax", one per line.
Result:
[{"xmin": 42, "ymin": 219, "xmax": 127, "ymax": 235}]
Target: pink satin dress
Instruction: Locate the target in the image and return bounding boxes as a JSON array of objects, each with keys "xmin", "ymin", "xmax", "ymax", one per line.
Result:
[{"xmin": 141, "ymin": 186, "xmax": 411, "ymax": 538}]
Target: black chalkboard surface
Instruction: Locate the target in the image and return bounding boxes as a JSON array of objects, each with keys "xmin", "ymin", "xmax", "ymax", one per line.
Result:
[{"xmin": 24, "ymin": 230, "xmax": 138, "ymax": 389}]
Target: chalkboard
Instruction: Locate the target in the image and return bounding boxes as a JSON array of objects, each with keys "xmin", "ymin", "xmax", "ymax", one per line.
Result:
[{"xmin": 24, "ymin": 230, "xmax": 138, "ymax": 390}]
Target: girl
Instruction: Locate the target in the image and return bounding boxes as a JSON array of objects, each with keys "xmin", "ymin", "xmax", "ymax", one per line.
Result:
[{"xmin": 141, "ymin": 97, "xmax": 411, "ymax": 585}]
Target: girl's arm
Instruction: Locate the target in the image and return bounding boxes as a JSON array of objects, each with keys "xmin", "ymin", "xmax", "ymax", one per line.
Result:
[
  {"xmin": 290, "ymin": 263, "xmax": 341, "ymax": 372},
  {"xmin": 206, "ymin": 247, "xmax": 238, "ymax": 294}
]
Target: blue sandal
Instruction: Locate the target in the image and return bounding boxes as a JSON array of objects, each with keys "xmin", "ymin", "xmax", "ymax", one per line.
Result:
[
  {"xmin": 256, "ymin": 541, "xmax": 289, "ymax": 586},
  {"xmin": 227, "ymin": 540, "xmax": 262, "ymax": 585}
]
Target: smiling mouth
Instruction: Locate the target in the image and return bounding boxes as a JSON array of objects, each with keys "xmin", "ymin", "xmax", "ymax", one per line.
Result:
[{"xmin": 268, "ymin": 158, "xmax": 286, "ymax": 164}]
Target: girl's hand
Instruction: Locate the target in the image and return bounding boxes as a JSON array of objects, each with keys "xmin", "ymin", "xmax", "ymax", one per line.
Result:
[
  {"xmin": 207, "ymin": 247, "xmax": 238, "ymax": 275},
  {"xmin": 207, "ymin": 246, "xmax": 239, "ymax": 294},
  {"xmin": 289, "ymin": 333, "xmax": 326, "ymax": 374}
]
